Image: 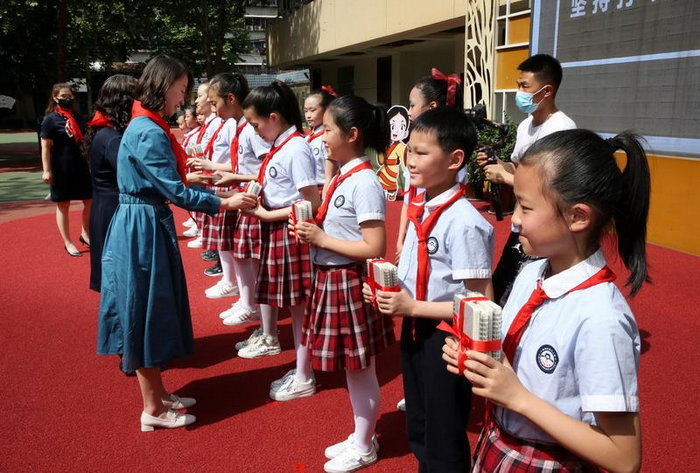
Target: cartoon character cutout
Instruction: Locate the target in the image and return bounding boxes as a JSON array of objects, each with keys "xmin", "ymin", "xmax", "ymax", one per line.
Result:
[{"xmin": 375, "ymin": 105, "xmax": 410, "ymax": 200}]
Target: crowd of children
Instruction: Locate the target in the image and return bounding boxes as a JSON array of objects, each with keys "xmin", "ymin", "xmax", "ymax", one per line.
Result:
[{"xmin": 93, "ymin": 52, "xmax": 647, "ymax": 473}]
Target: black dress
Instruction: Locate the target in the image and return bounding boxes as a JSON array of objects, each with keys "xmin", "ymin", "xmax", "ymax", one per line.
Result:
[
  {"xmin": 40, "ymin": 112, "xmax": 92, "ymax": 202},
  {"xmin": 88, "ymin": 126, "xmax": 122, "ymax": 292}
]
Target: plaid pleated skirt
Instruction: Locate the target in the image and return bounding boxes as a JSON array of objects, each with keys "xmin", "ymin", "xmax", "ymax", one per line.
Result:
[
  {"xmin": 255, "ymin": 219, "xmax": 312, "ymax": 307},
  {"xmin": 201, "ymin": 186, "xmax": 234, "ymax": 251},
  {"xmin": 232, "ymin": 213, "xmax": 262, "ymax": 259},
  {"xmin": 302, "ymin": 264, "xmax": 395, "ymax": 372},
  {"xmin": 472, "ymin": 422, "xmax": 602, "ymax": 473}
]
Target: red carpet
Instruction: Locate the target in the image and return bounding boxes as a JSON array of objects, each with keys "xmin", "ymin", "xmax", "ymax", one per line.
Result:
[{"xmin": 1, "ymin": 201, "xmax": 698, "ymax": 472}]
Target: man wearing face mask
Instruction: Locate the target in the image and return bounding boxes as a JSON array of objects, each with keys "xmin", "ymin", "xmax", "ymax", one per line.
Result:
[{"xmin": 479, "ymin": 54, "xmax": 576, "ymax": 304}]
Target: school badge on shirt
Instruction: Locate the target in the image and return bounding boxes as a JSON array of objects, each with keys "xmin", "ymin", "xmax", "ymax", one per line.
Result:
[
  {"xmin": 268, "ymin": 166, "xmax": 278, "ymax": 178},
  {"xmin": 427, "ymin": 236, "xmax": 439, "ymax": 255},
  {"xmin": 334, "ymin": 195, "xmax": 345, "ymax": 208},
  {"xmin": 536, "ymin": 344, "xmax": 559, "ymax": 373}
]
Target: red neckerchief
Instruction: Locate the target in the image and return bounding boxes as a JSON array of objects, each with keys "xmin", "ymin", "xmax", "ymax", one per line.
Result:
[
  {"xmin": 315, "ymin": 160, "xmax": 373, "ymax": 226},
  {"xmin": 256, "ymin": 131, "xmax": 304, "ymax": 192},
  {"xmin": 306, "ymin": 127, "xmax": 324, "ymax": 143},
  {"xmin": 196, "ymin": 116, "xmax": 216, "ymax": 144},
  {"xmin": 55, "ymin": 106, "xmax": 84, "ymax": 144},
  {"xmin": 182, "ymin": 126, "xmax": 201, "ymax": 148},
  {"xmin": 203, "ymin": 118, "xmax": 227, "ymax": 159},
  {"xmin": 87, "ymin": 110, "xmax": 111, "ymax": 128},
  {"xmin": 406, "ymin": 185, "xmax": 465, "ymax": 301},
  {"xmin": 501, "ymin": 265, "xmax": 617, "ymax": 363},
  {"xmin": 230, "ymin": 119, "xmax": 247, "ymax": 174},
  {"xmin": 130, "ymin": 100, "xmax": 188, "ymax": 185}
]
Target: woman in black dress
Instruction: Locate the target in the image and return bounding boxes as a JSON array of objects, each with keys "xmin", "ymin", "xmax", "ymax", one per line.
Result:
[
  {"xmin": 40, "ymin": 83, "xmax": 92, "ymax": 256},
  {"xmin": 82, "ymin": 74, "xmax": 137, "ymax": 291}
]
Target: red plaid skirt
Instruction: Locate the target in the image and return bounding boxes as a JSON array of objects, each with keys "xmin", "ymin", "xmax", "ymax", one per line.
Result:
[
  {"xmin": 472, "ymin": 422, "xmax": 603, "ymax": 473},
  {"xmin": 302, "ymin": 264, "xmax": 395, "ymax": 372},
  {"xmin": 200, "ymin": 186, "xmax": 234, "ymax": 250},
  {"xmin": 232, "ymin": 213, "xmax": 262, "ymax": 259},
  {"xmin": 255, "ymin": 219, "xmax": 312, "ymax": 307}
]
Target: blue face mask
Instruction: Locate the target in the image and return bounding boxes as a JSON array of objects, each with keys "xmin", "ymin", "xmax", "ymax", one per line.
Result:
[{"xmin": 515, "ymin": 86, "xmax": 546, "ymax": 114}]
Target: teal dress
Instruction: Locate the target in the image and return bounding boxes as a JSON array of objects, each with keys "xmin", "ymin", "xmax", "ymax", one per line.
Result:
[{"xmin": 97, "ymin": 116, "xmax": 220, "ymax": 373}]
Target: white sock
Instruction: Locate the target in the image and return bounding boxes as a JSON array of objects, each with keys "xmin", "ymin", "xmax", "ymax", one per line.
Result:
[
  {"xmin": 260, "ymin": 304, "xmax": 278, "ymax": 338},
  {"xmin": 233, "ymin": 257, "xmax": 260, "ymax": 311},
  {"xmin": 346, "ymin": 358, "xmax": 380, "ymax": 453},
  {"xmin": 219, "ymin": 250, "xmax": 235, "ymax": 286},
  {"xmin": 290, "ymin": 304, "xmax": 312, "ymax": 383}
]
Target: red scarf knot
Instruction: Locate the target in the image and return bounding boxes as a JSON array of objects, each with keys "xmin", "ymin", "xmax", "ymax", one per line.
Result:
[{"xmin": 55, "ymin": 106, "xmax": 84, "ymax": 145}]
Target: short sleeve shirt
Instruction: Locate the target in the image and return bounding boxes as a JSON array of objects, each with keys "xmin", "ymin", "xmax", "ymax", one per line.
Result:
[
  {"xmin": 262, "ymin": 126, "xmax": 317, "ymax": 209},
  {"xmin": 236, "ymin": 122, "xmax": 270, "ymax": 176},
  {"xmin": 307, "ymin": 126, "xmax": 328, "ymax": 185},
  {"xmin": 199, "ymin": 115, "xmax": 221, "ymax": 149},
  {"xmin": 495, "ymin": 249, "xmax": 640, "ymax": 444},
  {"xmin": 397, "ymin": 184, "xmax": 494, "ymax": 302},
  {"xmin": 312, "ymin": 157, "xmax": 386, "ymax": 265},
  {"xmin": 210, "ymin": 117, "xmax": 236, "ymax": 164},
  {"xmin": 510, "ymin": 111, "xmax": 576, "ymax": 164}
]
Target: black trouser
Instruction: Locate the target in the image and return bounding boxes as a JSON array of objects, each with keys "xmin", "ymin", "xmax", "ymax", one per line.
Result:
[{"xmin": 401, "ymin": 318, "xmax": 472, "ymax": 473}]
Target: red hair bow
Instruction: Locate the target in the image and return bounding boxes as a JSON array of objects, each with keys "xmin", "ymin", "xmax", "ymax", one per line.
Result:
[
  {"xmin": 321, "ymin": 85, "xmax": 337, "ymax": 97},
  {"xmin": 430, "ymin": 68, "xmax": 462, "ymax": 108}
]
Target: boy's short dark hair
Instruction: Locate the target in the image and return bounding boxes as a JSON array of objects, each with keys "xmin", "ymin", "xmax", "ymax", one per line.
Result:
[
  {"xmin": 518, "ymin": 54, "xmax": 563, "ymax": 91},
  {"xmin": 411, "ymin": 107, "xmax": 477, "ymax": 170}
]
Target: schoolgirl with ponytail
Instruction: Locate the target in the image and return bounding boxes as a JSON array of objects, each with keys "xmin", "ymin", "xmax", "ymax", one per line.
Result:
[
  {"xmin": 444, "ymin": 129, "xmax": 649, "ymax": 473},
  {"xmin": 237, "ymin": 80, "xmax": 321, "ymax": 364},
  {"xmin": 290, "ymin": 95, "xmax": 395, "ymax": 472}
]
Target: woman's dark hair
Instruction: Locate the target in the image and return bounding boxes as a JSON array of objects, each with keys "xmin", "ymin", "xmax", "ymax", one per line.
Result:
[
  {"xmin": 307, "ymin": 87, "xmax": 336, "ymax": 110},
  {"xmin": 520, "ymin": 129, "xmax": 651, "ymax": 295},
  {"xmin": 209, "ymin": 72, "xmax": 250, "ymax": 104},
  {"xmin": 326, "ymin": 95, "xmax": 389, "ymax": 154},
  {"xmin": 411, "ymin": 107, "xmax": 477, "ymax": 170},
  {"xmin": 45, "ymin": 82, "xmax": 75, "ymax": 114},
  {"xmin": 242, "ymin": 80, "xmax": 304, "ymax": 133},
  {"xmin": 82, "ymin": 74, "xmax": 137, "ymax": 158},
  {"xmin": 414, "ymin": 74, "xmax": 464, "ymax": 110},
  {"xmin": 136, "ymin": 55, "xmax": 192, "ymax": 112}
]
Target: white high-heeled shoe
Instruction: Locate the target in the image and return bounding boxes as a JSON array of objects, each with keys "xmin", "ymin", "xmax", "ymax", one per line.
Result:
[
  {"xmin": 162, "ymin": 393, "xmax": 196, "ymax": 409},
  {"xmin": 140, "ymin": 409, "xmax": 196, "ymax": 432}
]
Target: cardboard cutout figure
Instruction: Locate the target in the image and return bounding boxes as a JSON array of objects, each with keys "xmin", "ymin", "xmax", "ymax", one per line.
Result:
[{"xmin": 373, "ymin": 105, "xmax": 409, "ymax": 200}]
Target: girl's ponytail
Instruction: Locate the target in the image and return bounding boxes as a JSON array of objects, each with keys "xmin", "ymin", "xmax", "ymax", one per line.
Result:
[
  {"xmin": 366, "ymin": 104, "xmax": 389, "ymax": 154},
  {"xmin": 327, "ymin": 95, "xmax": 388, "ymax": 154},
  {"xmin": 243, "ymin": 80, "xmax": 304, "ymax": 134},
  {"xmin": 606, "ymin": 132, "xmax": 651, "ymax": 295},
  {"xmin": 271, "ymin": 80, "xmax": 304, "ymax": 133}
]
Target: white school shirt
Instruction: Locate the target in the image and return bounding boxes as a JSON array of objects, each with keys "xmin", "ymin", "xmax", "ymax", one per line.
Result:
[
  {"xmin": 236, "ymin": 121, "xmax": 270, "ymax": 176},
  {"xmin": 312, "ymin": 157, "xmax": 385, "ymax": 266},
  {"xmin": 397, "ymin": 184, "xmax": 494, "ymax": 302},
  {"xmin": 262, "ymin": 126, "xmax": 317, "ymax": 209},
  {"xmin": 510, "ymin": 111, "xmax": 576, "ymax": 164},
  {"xmin": 182, "ymin": 126, "xmax": 200, "ymax": 148},
  {"xmin": 307, "ymin": 126, "xmax": 328, "ymax": 185},
  {"xmin": 199, "ymin": 114, "xmax": 221, "ymax": 149},
  {"xmin": 495, "ymin": 249, "xmax": 640, "ymax": 444},
  {"xmin": 210, "ymin": 117, "xmax": 236, "ymax": 164}
]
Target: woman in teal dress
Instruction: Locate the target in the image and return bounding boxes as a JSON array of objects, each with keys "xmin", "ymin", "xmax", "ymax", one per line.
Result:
[{"xmin": 97, "ymin": 56, "xmax": 258, "ymax": 432}]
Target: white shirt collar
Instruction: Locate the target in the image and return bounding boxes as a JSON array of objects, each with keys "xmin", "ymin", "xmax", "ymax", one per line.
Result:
[
  {"xmin": 313, "ymin": 125, "xmax": 324, "ymax": 133},
  {"xmin": 204, "ymin": 113, "xmax": 216, "ymax": 125},
  {"xmin": 339, "ymin": 156, "xmax": 369, "ymax": 175},
  {"xmin": 424, "ymin": 184, "xmax": 462, "ymax": 211},
  {"xmin": 273, "ymin": 125, "xmax": 298, "ymax": 147},
  {"xmin": 540, "ymin": 248, "xmax": 607, "ymax": 298}
]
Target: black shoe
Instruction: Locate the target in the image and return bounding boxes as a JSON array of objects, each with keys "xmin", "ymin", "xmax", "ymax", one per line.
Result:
[
  {"xmin": 64, "ymin": 246, "xmax": 82, "ymax": 257},
  {"xmin": 201, "ymin": 249, "xmax": 218, "ymax": 262},
  {"xmin": 204, "ymin": 262, "xmax": 223, "ymax": 277},
  {"xmin": 79, "ymin": 235, "xmax": 91, "ymax": 247}
]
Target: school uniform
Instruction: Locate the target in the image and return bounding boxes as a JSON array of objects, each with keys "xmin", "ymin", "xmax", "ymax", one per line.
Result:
[
  {"xmin": 398, "ymin": 184, "xmax": 494, "ymax": 473},
  {"xmin": 192, "ymin": 115, "xmax": 221, "ymax": 232},
  {"xmin": 302, "ymin": 157, "xmax": 395, "ymax": 372},
  {"xmin": 474, "ymin": 249, "xmax": 639, "ymax": 472},
  {"xmin": 255, "ymin": 126, "xmax": 317, "ymax": 307},
  {"xmin": 306, "ymin": 126, "xmax": 327, "ymax": 186},
  {"xmin": 232, "ymin": 122, "xmax": 270, "ymax": 259},
  {"xmin": 200, "ymin": 117, "xmax": 233, "ymax": 251}
]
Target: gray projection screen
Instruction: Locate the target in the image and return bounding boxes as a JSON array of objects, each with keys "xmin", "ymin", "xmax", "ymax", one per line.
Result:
[{"xmin": 531, "ymin": 0, "xmax": 699, "ymax": 157}]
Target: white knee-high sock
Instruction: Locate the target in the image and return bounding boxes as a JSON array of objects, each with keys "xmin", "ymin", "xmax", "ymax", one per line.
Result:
[
  {"xmin": 290, "ymin": 304, "xmax": 312, "ymax": 383},
  {"xmin": 219, "ymin": 250, "xmax": 235, "ymax": 286},
  {"xmin": 232, "ymin": 257, "xmax": 260, "ymax": 310},
  {"xmin": 260, "ymin": 304, "xmax": 278, "ymax": 338},
  {"xmin": 346, "ymin": 358, "xmax": 380, "ymax": 453}
]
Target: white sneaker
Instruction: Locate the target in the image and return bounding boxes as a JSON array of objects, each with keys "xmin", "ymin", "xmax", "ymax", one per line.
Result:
[
  {"xmin": 205, "ymin": 280, "xmax": 238, "ymax": 299},
  {"xmin": 396, "ymin": 398, "xmax": 406, "ymax": 412},
  {"xmin": 182, "ymin": 217, "xmax": 195, "ymax": 228},
  {"xmin": 324, "ymin": 434, "xmax": 380, "ymax": 459},
  {"xmin": 183, "ymin": 226, "xmax": 199, "ymax": 237},
  {"xmin": 234, "ymin": 327, "xmax": 264, "ymax": 351},
  {"xmin": 186, "ymin": 236, "xmax": 203, "ymax": 248},
  {"xmin": 222, "ymin": 305, "xmax": 260, "ymax": 326},
  {"xmin": 238, "ymin": 335, "xmax": 282, "ymax": 359},
  {"xmin": 323, "ymin": 442, "xmax": 378, "ymax": 472},
  {"xmin": 269, "ymin": 374, "xmax": 316, "ymax": 401},
  {"xmin": 219, "ymin": 300, "xmax": 244, "ymax": 319},
  {"xmin": 270, "ymin": 369, "xmax": 316, "ymax": 392}
]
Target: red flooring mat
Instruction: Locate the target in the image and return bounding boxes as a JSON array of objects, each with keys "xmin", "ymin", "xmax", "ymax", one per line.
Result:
[{"xmin": 0, "ymin": 201, "xmax": 698, "ymax": 472}]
